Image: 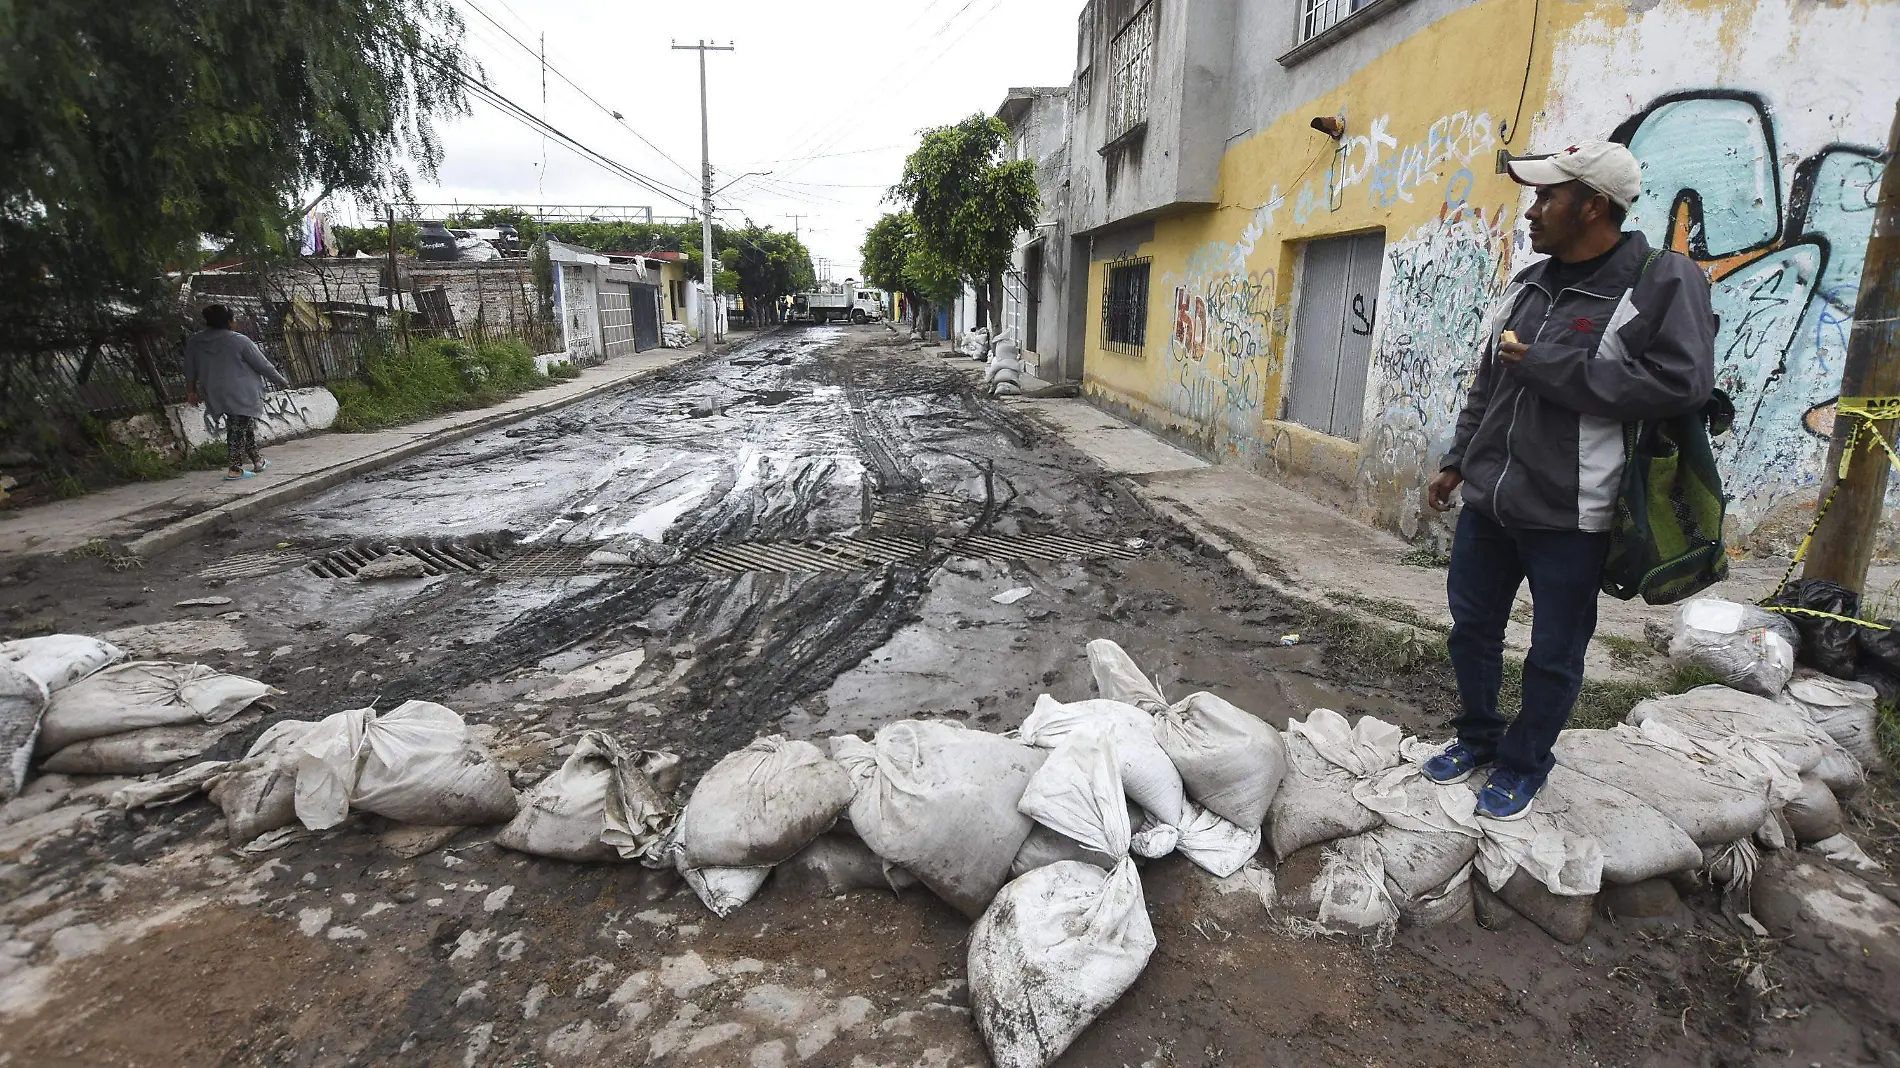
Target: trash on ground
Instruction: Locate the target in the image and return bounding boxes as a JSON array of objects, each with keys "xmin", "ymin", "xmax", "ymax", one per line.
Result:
[
  {"xmin": 1666, "ymin": 598, "xmax": 1797, "ymax": 697},
  {"xmin": 991, "ymin": 587, "xmax": 1034, "ymax": 605}
]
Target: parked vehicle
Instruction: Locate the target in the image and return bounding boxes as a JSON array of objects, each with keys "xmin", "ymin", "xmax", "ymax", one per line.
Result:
[{"xmin": 793, "ymin": 287, "xmax": 884, "ymax": 324}]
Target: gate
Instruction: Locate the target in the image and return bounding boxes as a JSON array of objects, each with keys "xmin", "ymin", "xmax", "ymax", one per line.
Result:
[
  {"xmin": 631, "ymin": 284, "xmax": 661, "ymax": 351},
  {"xmin": 598, "ymin": 283, "xmax": 636, "ymax": 359}
]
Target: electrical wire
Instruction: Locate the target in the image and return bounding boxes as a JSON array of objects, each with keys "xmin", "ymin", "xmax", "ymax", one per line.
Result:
[
  {"xmin": 457, "ymin": 0, "xmax": 702, "ymax": 183},
  {"xmin": 1501, "ymin": 0, "xmax": 1540, "ymax": 145}
]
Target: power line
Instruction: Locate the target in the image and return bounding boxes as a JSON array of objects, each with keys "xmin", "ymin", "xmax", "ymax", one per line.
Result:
[{"xmin": 458, "ymin": 0, "xmax": 701, "ymax": 184}]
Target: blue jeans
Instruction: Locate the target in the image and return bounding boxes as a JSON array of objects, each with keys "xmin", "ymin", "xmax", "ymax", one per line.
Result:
[{"xmin": 1446, "ymin": 506, "xmax": 1610, "ymax": 778}]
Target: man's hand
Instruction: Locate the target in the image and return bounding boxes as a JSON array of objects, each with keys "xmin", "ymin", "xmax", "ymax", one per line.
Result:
[
  {"xmin": 1427, "ymin": 469, "xmax": 1463, "ymax": 512},
  {"xmin": 1498, "ymin": 328, "xmax": 1528, "ymax": 366}
]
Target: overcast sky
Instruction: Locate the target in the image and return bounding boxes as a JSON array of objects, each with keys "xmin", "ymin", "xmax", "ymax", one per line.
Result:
[{"xmin": 360, "ymin": 0, "xmax": 1083, "ymax": 279}]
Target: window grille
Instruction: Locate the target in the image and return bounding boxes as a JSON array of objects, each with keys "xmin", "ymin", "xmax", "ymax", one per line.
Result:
[
  {"xmin": 1299, "ymin": 0, "xmax": 1371, "ymax": 43},
  {"xmin": 1101, "ymin": 259, "xmax": 1150, "ymax": 356},
  {"xmin": 1107, "ymin": 3, "xmax": 1156, "ymax": 142}
]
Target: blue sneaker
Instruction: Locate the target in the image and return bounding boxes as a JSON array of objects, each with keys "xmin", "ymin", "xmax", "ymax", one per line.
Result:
[
  {"xmin": 1476, "ymin": 767, "xmax": 1544, "ymax": 821},
  {"xmin": 1421, "ymin": 741, "xmax": 1490, "ymax": 785}
]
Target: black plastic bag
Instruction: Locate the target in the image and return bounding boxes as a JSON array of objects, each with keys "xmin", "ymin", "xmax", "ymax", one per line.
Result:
[
  {"xmin": 1859, "ymin": 618, "xmax": 1900, "ymax": 676},
  {"xmin": 1766, "ymin": 579, "xmax": 1861, "ymax": 679},
  {"xmin": 1857, "ymin": 665, "xmax": 1900, "ymax": 705}
]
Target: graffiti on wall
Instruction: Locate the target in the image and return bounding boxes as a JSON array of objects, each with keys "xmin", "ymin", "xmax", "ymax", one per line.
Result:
[
  {"xmin": 1157, "ymin": 204, "xmax": 1282, "ymax": 456},
  {"xmin": 1293, "ymin": 110, "xmax": 1499, "ymax": 225},
  {"xmin": 1612, "ymin": 90, "xmax": 1886, "ymax": 523},
  {"xmin": 1355, "ymin": 200, "xmax": 1513, "ymax": 538}
]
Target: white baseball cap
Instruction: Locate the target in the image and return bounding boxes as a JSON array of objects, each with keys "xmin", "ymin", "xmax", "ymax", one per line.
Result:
[{"xmin": 1507, "ymin": 140, "xmax": 1643, "ymax": 210}]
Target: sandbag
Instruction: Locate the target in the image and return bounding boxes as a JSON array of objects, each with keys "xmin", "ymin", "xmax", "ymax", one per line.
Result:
[
  {"xmin": 208, "ymin": 720, "xmax": 319, "ymax": 845},
  {"xmin": 778, "ymin": 833, "xmax": 918, "ymax": 895},
  {"xmin": 1665, "ymin": 599, "xmax": 1796, "ymax": 697},
  {"xmin": 1010, "ymin": 824, "xmax": 1115, "ymax": 879},
  {"xmin": 293, "ymin": 701, "xmax": 518, "ymax": 830},
  {"xmin": 1085, "ymin": 639, "xmax": 1167, "ymax": 711},
  {"xmin": 677, "ymin": 850, "xmax": 771, "ymax": 918},
  {"xmin": 39, "ymin": 711, "xmax": 260, "ymax": 775},
  {"xmin": 970, "ymin": 732, "xmax": 1155, "ymax": 1068},
  {"xmin": 832, "ymin": 721, "xmax": 1046, "ymax": 919},
  {"xmin": 1153, "ymin": 691, "xmax": 1287, "ymax": 828},
  {"xmin": 1781, "ymin": 673, "xmax": 1885, "ymax": 771},
  {"xmin": 1400, "ymin": 867, "xmax": 1474, "ymax": 929},
  {"xmin": 1783, "ymin": 773, "xmax": 1845, "ymax": 844},
  {"xmin": 1266, "ymin": 709, "xmax": 1396, "ymax": 858},
  {"xmin": 113, "ymin": 760, "xmax": 230, "ymax": 809},
  {"xmin": 39, "ymin": 661, "xmax": 272, "ymax": 753},
  {"xmin": 1536, "ymin": 765, "xmax": 1701, "ymax": 884},
  {"xmin": 1019, "ymin": 695, "xmax": 1186, "ymax": 825},
  {"xmin": 1553, "ymin": 724, "xmax": 1775, "ymax": 847},
  {"xmin": 0, "ymin": 664, "xmax": 47, "ymax": 802},
  {"xmin": 1310, "ymin": 836, "xmax": 1400, "ymax": 933},
  {"xmin": 1810, "ymin": 737, "xmax": 1867, "ymax": 799},
  {"xmin": 0, "ymin": 635, "xmax": 124, "ymax": 692},
  {"xmin": 1367, "ymin": 823, "xmax": 1479, "ymax": 903},
  {"xmin": 1626, "ymin": 685, "xmax": 1825, "ymax": 774},
  {"xmin": 496, "ymin": 733, "xmax": 679, "ymax": 864},
  {"xmin": 678, "ymin": 736, "xmax": 851, "ymax": 868},
  {"xmin": 1767, "ymin": 579, "xmax": 1860, "ymax": 678},
  {"xmin": 1172, "ymin": 803, "xmax": 1261, "ymax": 878}
]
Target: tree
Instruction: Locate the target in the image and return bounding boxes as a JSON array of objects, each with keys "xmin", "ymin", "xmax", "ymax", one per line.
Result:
[
  {"xmin": 890, "ymin": 115, "xmax": 1039, "ymax": 338},
  {"xmin": 719, "ymin": 226, "xmax": 815, "ymax": 325},
  {"xmin": 0, "ymin": 0, "xmax": 470, "ymax": 359},
  {"xmin": 861, "ymin": 211, "xmax": 958, "ymax": 334}
]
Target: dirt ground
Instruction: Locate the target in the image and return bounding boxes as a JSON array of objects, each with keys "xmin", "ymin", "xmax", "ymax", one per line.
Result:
[{"xmin": 2, "ymin": 325, "xmax": 1898, "ymax": 1068}]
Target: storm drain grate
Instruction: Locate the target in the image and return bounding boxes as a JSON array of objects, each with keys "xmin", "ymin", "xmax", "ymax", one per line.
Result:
[
  {"xmin": 306, "ymin": 540, "xmax": 502, "ymax": 579},
  {"xmin": 198, "ymin": 549, "xmax": 306, "ymax": 580},
  {"xmin": 686, "ymin": 531, "xmax": 1142, "ymax": 576},
  {"xmin": 869, "ymin": 490, "xmax": 972, "ymax": 530},
  {"xmin": 486, "ymin": 544, "xmax": 605, "ymax": 579}
]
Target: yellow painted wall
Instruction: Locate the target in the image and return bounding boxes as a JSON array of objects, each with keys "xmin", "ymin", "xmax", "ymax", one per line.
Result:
[{"xmin": 1078, "ymin": 0, "xmax": 1900, "ymax": 549}]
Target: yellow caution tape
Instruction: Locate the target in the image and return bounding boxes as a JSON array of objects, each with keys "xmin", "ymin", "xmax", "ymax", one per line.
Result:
[{"xmin": 1759, "ymin": 394, "xmax": 1899, "ymax": 627}]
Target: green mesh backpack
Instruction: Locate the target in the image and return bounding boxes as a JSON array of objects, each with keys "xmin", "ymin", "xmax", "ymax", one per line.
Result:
[{"xmin": 1600, "ymin": 249, "xmax": 1733, "ymax": 604}]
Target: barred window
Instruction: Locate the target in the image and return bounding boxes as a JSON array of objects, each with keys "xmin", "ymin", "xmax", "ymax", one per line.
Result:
[
  {"xmin": 1101, "ymin": 259, "xmax": 1150, "ymax": 355},
  {"xmin": 1107, "ymin": 2, "xmax": 1155, "ymax": 142},
  {"xmin": 1299, "ymin": 0, "xmax": 1373, "ymax": 44}
]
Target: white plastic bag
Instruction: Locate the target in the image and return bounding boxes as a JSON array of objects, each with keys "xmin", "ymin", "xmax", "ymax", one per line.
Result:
[
  {"xmin": 0, "ymin": 635, "xmax": 124, "ymax": 692},
  {"xmin": 496, "ymin": 732, "xmax": 680, "ymax": 864},
  {"xmin": 833, "ymin": 722, "xmax": 1046, "ymax": 918},
  {"xmin": 293, "ymin": 701, "xmax": 518, "ymax": 830},
  {"xmin": 0, "ymin": 664, "xmax": 47, "ymax": 802},
  {"xmin": 39, "ymin": 661, "xmax": 272, "ymax": 753},
  {"xmin": 678, "ymin": 736, "xmax": 852, "ymax": 868},
  {"xmin": 1780, "ymin": 673, "xmax": 1884, "ymax": 771},
  {"xmin": 1553, "ymin": 723, "xmax": 1779, "ymax": 848},
  {"xmin": 39, "ymin": 711, "xmax": 260, "ymax": 775},
  {"xmin": 1153, "ymin": 692, "xmax": 1287, "ymax": 829},
  {"xmin": 1666, "ymin": 599, "xmax": 1797, "ymax": 697},
  {"xmin": 1085, "ymin": 639, "xmax": 1167, "ymax": 711},
  {"xmin": 1266, "ymin": 709, "xmax": 1397, "ymax": 858},
  {"xmin": 970, "ymin": 733, "xmax": 1155, "ymax": 1068},
  {"xmin": 207, "ymin": 720, "xmax": 318, "ymax": 845},
  {"xmin": 1019, "ymin": 695, "xmax": 1186, "ymax": 825}
]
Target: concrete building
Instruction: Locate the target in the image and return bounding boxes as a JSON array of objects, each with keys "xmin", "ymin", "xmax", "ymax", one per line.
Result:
[
  {"xmin": 1048, "ymin": 0, "xmax": 1898, "ymax": 554},
  {"xmin": 546, "ymin": 240, "xmax": 672, "ymax": 364},
  {"xmin": 997, "ymin": 86, "xmax": 1077, "ymax": 382}
]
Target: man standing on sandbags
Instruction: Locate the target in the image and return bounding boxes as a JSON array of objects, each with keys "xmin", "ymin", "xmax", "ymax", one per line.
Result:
[{"xmin": 1423, "ymin": 141, "xmax": 1715, "ymax": 819}]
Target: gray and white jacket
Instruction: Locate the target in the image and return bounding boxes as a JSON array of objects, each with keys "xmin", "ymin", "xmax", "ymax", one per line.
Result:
[{"xmin": 1442, "ymin": 230, "xmax": 1716, "ymax": 531}]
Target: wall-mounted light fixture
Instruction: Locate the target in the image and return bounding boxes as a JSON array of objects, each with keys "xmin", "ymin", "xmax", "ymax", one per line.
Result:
[
  {"xmin": 1495, "ymin": 149, "xmax": 1553, "ymax": 174},
  {"xmin": 1309, "ymin": 115, "xmax": 1345, "ymax": 140}
]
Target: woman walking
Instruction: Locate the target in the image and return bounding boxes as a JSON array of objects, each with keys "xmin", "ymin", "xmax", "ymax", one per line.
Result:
[{"xmin": 183, "ymin": 304, "xmax": 291, "ymax": 480}]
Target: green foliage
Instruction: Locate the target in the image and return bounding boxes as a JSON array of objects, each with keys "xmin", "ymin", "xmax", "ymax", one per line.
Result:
[
  {"xmin": 718, "ymin": 226, "xmax": 815, "ymax": 313},
  {"xmin": 713, "ymin": 269, "xmax": 742, "ymax": 295},
  {"xmin": 1597, "ymin": 633, "xmax": 1657, "ymax": 668},
  {"xmin": 8, "ymin": 416, "xmax": 229, "ymax": 506},
  {"xmin": 547, "ymin": 360, "xmax": 581, "ymax": 381},
  {"xmin": 331, "ymin": 335, "xmax": 549, "ymax": 431},
  {"xmin": 0, "ymin": 0, "xmax": 470, "ymax": 356},
  {"xmin": 529, "ymin": 240, "xmax": 556, "ymax": 320},
  {"xmin": 1399, "ymin": 546, "xmax": 1453, "ymax": 569},
  {"xmin": 334, "ymin": 222, "xmax": 421, "ymax": 256},
  {"xmin": 891, "ymin": 115, "xmax": 1040, "ymax": 290},
  {"xmin": 861, "ymin": 212, "xmax": 961, "ymax": 313}
]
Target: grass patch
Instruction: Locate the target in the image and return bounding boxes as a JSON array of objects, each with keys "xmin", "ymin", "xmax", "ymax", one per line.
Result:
[
  {"xmin": 332, "ymin": 336, "xmax": 552, "ymax": 432},
  {"xmin": 1879, "ymin": 698, "xmax": 1900, "ymax": 771},
  {"xmin": 547, "ymin": 359, "xmax": 582, "ymax": 380},
  {"xmin": 1663, "ymin": 663, "xmax": 1727, "ymax": 694},
  {"xmin": 1327, "ymin": 591, "xmax": 1449, "ymax": 634},
  {"xmin": 1597, "ymin": 633, "xmax": 1657, "ymax": 668},
  {"xmin": 1399, "ymin": 546, "xmax": 1452, "ymax": 569}
]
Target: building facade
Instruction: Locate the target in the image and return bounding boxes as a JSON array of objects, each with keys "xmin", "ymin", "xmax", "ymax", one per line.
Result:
[
  {"xmin": 1050, "ymin": 0, "xmax": 1898, "ymax": 553},
  {"xmin": 998, "ymin": 86, "xmax": 1077, "ymax": 382}
]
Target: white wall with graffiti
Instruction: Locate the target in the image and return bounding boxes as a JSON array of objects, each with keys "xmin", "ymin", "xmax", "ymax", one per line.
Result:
[
  {"xmin": 1534, "ymin": 1, "xmax": 1899, "ymax": 550},
  {"xmin": 170, "ymin": 387, "xmax": 341, "ymax": 451}
]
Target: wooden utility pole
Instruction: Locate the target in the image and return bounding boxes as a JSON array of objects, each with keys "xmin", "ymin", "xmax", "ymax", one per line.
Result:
[
  {"xmin": 384, "ymin": 204, "xmax": 398, "ymax": 318},
  {"xmin": 1802, "ymin": 98, "xmax": 1900, "ymax": 594}
]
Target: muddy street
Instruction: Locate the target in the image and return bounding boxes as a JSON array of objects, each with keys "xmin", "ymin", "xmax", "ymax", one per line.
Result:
[{"xmin": 2, "ymin": 326, "xmax": 1896, "ymax": 1068}]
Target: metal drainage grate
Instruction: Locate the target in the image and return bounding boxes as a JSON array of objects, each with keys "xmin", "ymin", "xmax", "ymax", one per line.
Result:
[
  {"xmin": 487, "ymin": 544, "xmax": 606, "ymax": 579},
  {"xmin": 199, "ymin": 549, "xmax": 306, "ymax": 580},
  {"xmin": 869, "ymin": 490, "xmax": 971, "ymax": 530},
  {"xmin": 306, "ymin": 539, "xmax": 502, "ymax": 579},
  {"xmin": 685, "ymin": 531, "xmax": 1141, "ymax": 576}
]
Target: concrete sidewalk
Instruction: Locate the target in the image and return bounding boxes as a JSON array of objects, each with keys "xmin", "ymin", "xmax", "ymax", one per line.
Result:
[
  {"xmin": 998, "ymin": 388, "xmax": 1897, "ymax": 686},
  {"xmin": 1, "ymin": 345, "xmax": 705, "ymax": 561}
]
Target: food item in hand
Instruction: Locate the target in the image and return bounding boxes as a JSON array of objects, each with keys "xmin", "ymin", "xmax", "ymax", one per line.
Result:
[{"xmin": 1500, "ymin": 329, "xmax": 1520, "ymax": 346}]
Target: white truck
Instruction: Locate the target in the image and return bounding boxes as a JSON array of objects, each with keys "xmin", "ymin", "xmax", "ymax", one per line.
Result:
[{"xmin": 793, "ymin": 287, "xmax": 884, "ymax": 324}]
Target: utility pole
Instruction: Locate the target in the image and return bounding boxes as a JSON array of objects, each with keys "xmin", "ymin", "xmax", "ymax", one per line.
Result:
[
  {"xmin": 384, "ymin": 204, "xmax": 397, "ymax": 317},
  {"xmin": 673, "ymin": 39, "xmax": 735, "ymax": 357},
  {"xmin": 1802, "ymin": 97, "xmax": 1900, "ymax": 594},
  {"xmin": 789, "ymin": 214, "xmax": 805, "ymax": 242}
]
